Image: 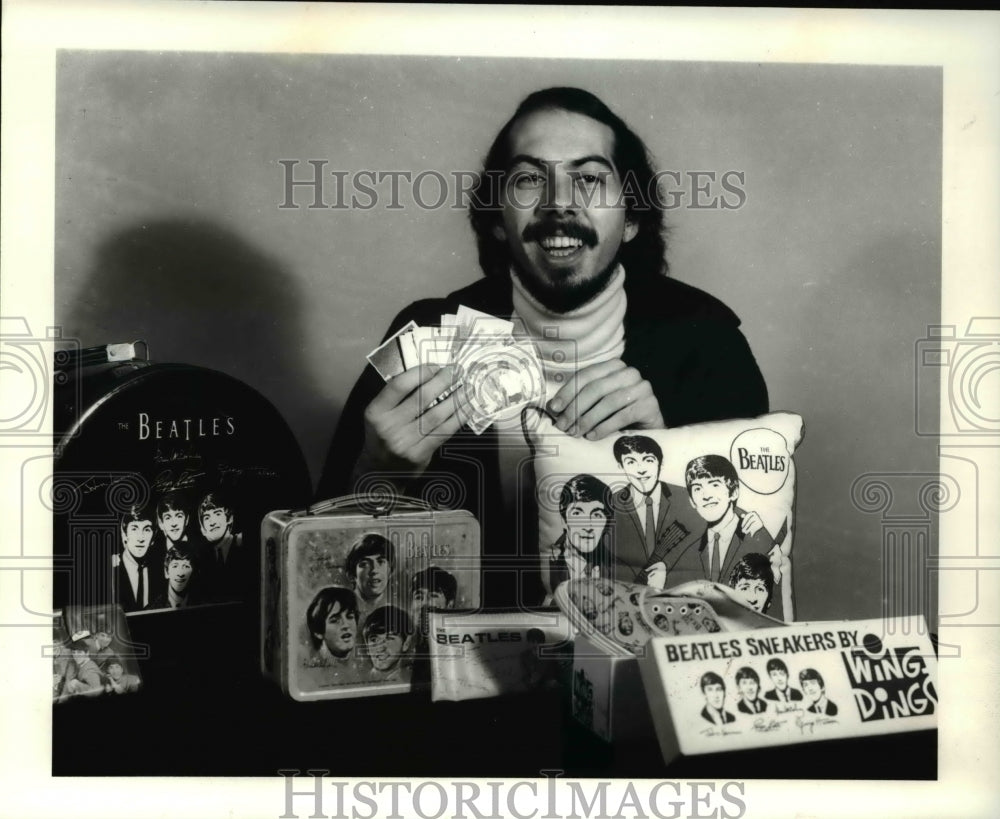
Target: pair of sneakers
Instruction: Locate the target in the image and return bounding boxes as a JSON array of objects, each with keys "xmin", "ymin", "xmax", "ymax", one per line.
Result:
[{"xmin": 553, "ymin": 577, "xmax": 784, "ymax": 657}]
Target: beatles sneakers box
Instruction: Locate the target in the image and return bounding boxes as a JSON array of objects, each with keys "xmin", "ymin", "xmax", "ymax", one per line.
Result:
[
  {"xmin": 261, "ymin": 495, "xmax": 481, "ymax": 701},
  {"xmin": 638, "ymin": 615, "xmax": 937, "ymax": 765}
]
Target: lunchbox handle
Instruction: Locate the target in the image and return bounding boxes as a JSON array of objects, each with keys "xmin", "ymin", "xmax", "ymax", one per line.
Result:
[
  {"xmin": 302, "ymin": 493, "xmax": 436, "ymax": 518},
  {"xmin": 54, "ymin": 341, "xmax": 149, "ymax": 369}
]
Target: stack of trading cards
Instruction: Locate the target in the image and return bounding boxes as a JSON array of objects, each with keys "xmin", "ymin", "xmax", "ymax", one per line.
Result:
[{"xmin": 366, "ymin": 305, "xmax": 545, "ymax": 434}]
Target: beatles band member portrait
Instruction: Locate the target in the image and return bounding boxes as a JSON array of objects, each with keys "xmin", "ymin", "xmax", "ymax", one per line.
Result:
[
  {"xmin": 155, "ymin": 491, "xmax": 191, "ymax": 551},
  {"xmin": 734, "ymin": 666, "xmax": 769, "ymax": 715},
  {"xmin": 763, "ymin": 657, "xmax": 803, "ymax": 706},
  {"xmin": 699, "ymin": 670, "xmax": 736, "ymax": 726},
  {"xmin": 610, "ymin": 435, "xmax": 702, "ymax": 590},
  {"xmin": 800, "ymin": 668, "xmax": 838, "ymax": 716},
  {"xmin": 543, "ymin": 474, "xmax": 614, "ymax": 599},
  {"xmin": 728, "ymin": 552, "xmax": 776, "ymax": 616},
  {"xmin": 114, "ymin": 504, "xmax": 165, "ymax": 612},
  {"xmin": 346, "ymin": 533, "xmax": 397, "ymax": 624},
  {"xmin": 112, "ymin": 489, "xmax": 249, "ymax": 610},
  {"xmin": 147, "ymin": 545, "xmax": 198, "ymax": 609},
  {"xmin": 305, "ymin": 585, "xmax": 361, "ymax": 681},
  {"xmin": 197, "ymin": 490, "xmax": 247, "ymax": 601},
  {"xmin": 361, "ymin": 605, "xmax": 413, "ymax": 683},
  {"xmin": 409, "ymin": 565, "xmax": 457, "ymax": 649},
  {"xmin": 658, "ymin": 455, "xmax": 776, "ymax": 604}
]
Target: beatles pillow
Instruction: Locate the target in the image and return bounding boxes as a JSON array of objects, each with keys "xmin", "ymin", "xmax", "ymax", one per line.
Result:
[{"xmin": 527, "ymin": 411, "xmax": 804, "ymax": 621}]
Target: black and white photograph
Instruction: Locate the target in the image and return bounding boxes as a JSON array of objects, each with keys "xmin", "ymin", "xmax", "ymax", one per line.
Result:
[
  {"xmin": 1, "ymin": 4, "xmax": 998, "ymax": 819},
  {"xmin": 52, "ymin": 605, "xmax": 143, "ymax": 703}
]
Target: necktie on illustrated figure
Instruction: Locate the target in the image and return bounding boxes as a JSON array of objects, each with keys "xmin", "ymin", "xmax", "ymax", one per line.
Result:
[
  {"xmin": 710, "ymin": 532, "xmax": 721, "ymax": 582},
  {"xmin": 644, "ymin": 494, "xmax": 655, "ymax": 556}
]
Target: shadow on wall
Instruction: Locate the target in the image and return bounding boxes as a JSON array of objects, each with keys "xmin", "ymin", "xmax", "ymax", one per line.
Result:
[{"xmin": 66, "ymin": 218, "xmax": 333, "ymax": 486}]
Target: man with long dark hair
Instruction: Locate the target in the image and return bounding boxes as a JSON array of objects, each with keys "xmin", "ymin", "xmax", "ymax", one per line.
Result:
[{"xmin": 319, "ymin": 87, "xmax": 768, "ymax": 608}]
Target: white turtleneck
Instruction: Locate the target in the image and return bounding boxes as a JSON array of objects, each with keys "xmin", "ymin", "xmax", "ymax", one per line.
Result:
[
  {"xmin": 495, "ymin": 265, "xmax": 629, "ymax": 532},
  {"xmin": 509, "ymin": 264, "xmax": 627, "ymax": 404}
]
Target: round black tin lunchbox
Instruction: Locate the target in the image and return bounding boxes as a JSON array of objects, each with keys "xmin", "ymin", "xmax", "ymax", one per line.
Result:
[{"xmin": 52, "ymin": 342, "xmax": 313, "ymax": 615}]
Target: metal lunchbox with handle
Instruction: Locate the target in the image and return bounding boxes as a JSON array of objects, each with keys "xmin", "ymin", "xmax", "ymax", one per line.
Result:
[{"xmin": 261, "ymin": 494, "xmax": 481, "ymax": 701}]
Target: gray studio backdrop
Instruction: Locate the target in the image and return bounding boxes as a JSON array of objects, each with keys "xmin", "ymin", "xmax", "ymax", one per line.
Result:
[{"xmin": 55, "ymin": 52, "xmax": 941, "ymax": 624}]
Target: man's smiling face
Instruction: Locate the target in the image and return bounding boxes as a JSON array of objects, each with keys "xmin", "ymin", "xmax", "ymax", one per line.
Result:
[{"xmin": 496, "ymin": 108, "xmax": 636, "ymax": 313}]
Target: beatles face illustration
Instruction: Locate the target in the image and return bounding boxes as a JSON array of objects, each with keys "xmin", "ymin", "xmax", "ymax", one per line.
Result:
[
  {"xmin": 704, "ymin": 681, "xmax": 725, "ymax": 710},
  {"xmin": 122, "ymin": 520, "xmax": 154, "ymax": 560},
  {"xmin": 367, "ymin": 630, "xmax": 406, "ymax": 673},
  {"xmin": 564, "ymin": 500, "xmax": 609, "ymax": 555},
  {"xmin": 619, "ymin": 450, "xmax": 661, "ymax": 495},
  {"xmin": 769, "ymin": 667, "xmax": 789, "ymax": 691},
  {"xmin": 355, "ymin": 554, "xmax": 390, "ymax": 602},
  {"xmin": 321, "ymin": 602, "xmax": 358, "ymax": 658},
  {"xmin": 738, "ymin": 674, "xmax": 760, "ymax": 701},
  {"xmin": 802, "ymin": 677, "xmax": 823, "ymax": 703},
  {"xmin": 734, "ymin": 576, "xmax": 769, "ymax": 612},
  {"xmin": 688, "ymin": 475, "xmax": 737, "ymax": 525},
  {"xmin": 200, "ymin": 506, "xmax": 233, "ymax": 544},
  {"xmin": 158, "ymin": 508, "xmax": 188, "ymax": 543},
  {"xmin": 165, "ymin": 555, "xmax": 194, "ymax": 595}
]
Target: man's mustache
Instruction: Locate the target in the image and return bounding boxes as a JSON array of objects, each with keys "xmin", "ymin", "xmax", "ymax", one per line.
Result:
[{"xmin": 522, "ymin": 219, "xmax": 598, "ymax": 247}]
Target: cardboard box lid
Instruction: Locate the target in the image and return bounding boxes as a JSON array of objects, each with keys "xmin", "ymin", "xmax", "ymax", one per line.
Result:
[{"xmin": 639, "ymin": 614, "xmax": 937, "ymax": 760}]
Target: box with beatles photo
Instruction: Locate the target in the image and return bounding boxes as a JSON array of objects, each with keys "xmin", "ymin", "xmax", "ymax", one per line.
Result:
[
  {"xmin": 638, "ymin": 615, "xmax": 937, "ymax": 765},
  {"xmin": 261, "ymin": 495, "xmax": 481, "ymax": 700}
]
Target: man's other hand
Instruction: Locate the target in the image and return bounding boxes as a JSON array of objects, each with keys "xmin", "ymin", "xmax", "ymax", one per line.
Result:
[
  {"xmin": 359, "ymin": 364, "xmax": 462, "ymax": 475},
  {"xmin": 545, "ymin": 358, "xmax": 664, "ymax": 440}
]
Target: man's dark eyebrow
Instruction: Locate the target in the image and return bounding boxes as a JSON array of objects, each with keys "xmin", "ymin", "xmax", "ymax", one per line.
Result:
[
  {"xmin": 508, "ymin": 154, "xmax": 616, "ymax": 171},
  {"xmin": 568, "ymin": 155, "xmax": 616, "ymax": 171}
]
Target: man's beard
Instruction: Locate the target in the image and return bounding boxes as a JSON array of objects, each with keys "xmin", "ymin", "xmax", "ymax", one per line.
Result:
[{"xmin": 513, "ymin": 254, "xmax": 621, "ymax": 314}]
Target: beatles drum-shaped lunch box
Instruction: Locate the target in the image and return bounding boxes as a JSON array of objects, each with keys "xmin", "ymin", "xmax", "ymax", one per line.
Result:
[
  {"xmin": 52, "ymin": 342, "xmax": 312, "ymax": 616},
  {"xmin": 261, "ymin": 494, "xmax": 481, "ymax": 701}
]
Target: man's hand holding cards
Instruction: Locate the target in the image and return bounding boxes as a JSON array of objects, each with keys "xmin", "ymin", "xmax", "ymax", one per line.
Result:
[{"xmin": 365, "ymin": 306, "xmax": 544, "ymax": 436}]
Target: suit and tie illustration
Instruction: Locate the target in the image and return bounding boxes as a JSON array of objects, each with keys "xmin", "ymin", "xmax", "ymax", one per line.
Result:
[
  {"xmin": 696, "ymin": 506, "xmax": 774, "ymax": 583},
  {"xmin": 609, "ymin": 481, "xmax": 703, "ymax": 583},
  {"xmin": 764, "ymin": 686, "xmax": 803, "ymax": 703},
  {"xmin": 737, "ymin": 697, "xmax": 769, "ymax": 715},
  {"xmin": 609, "ymin": 435, "xmax": 703, "ymax": 583}
]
